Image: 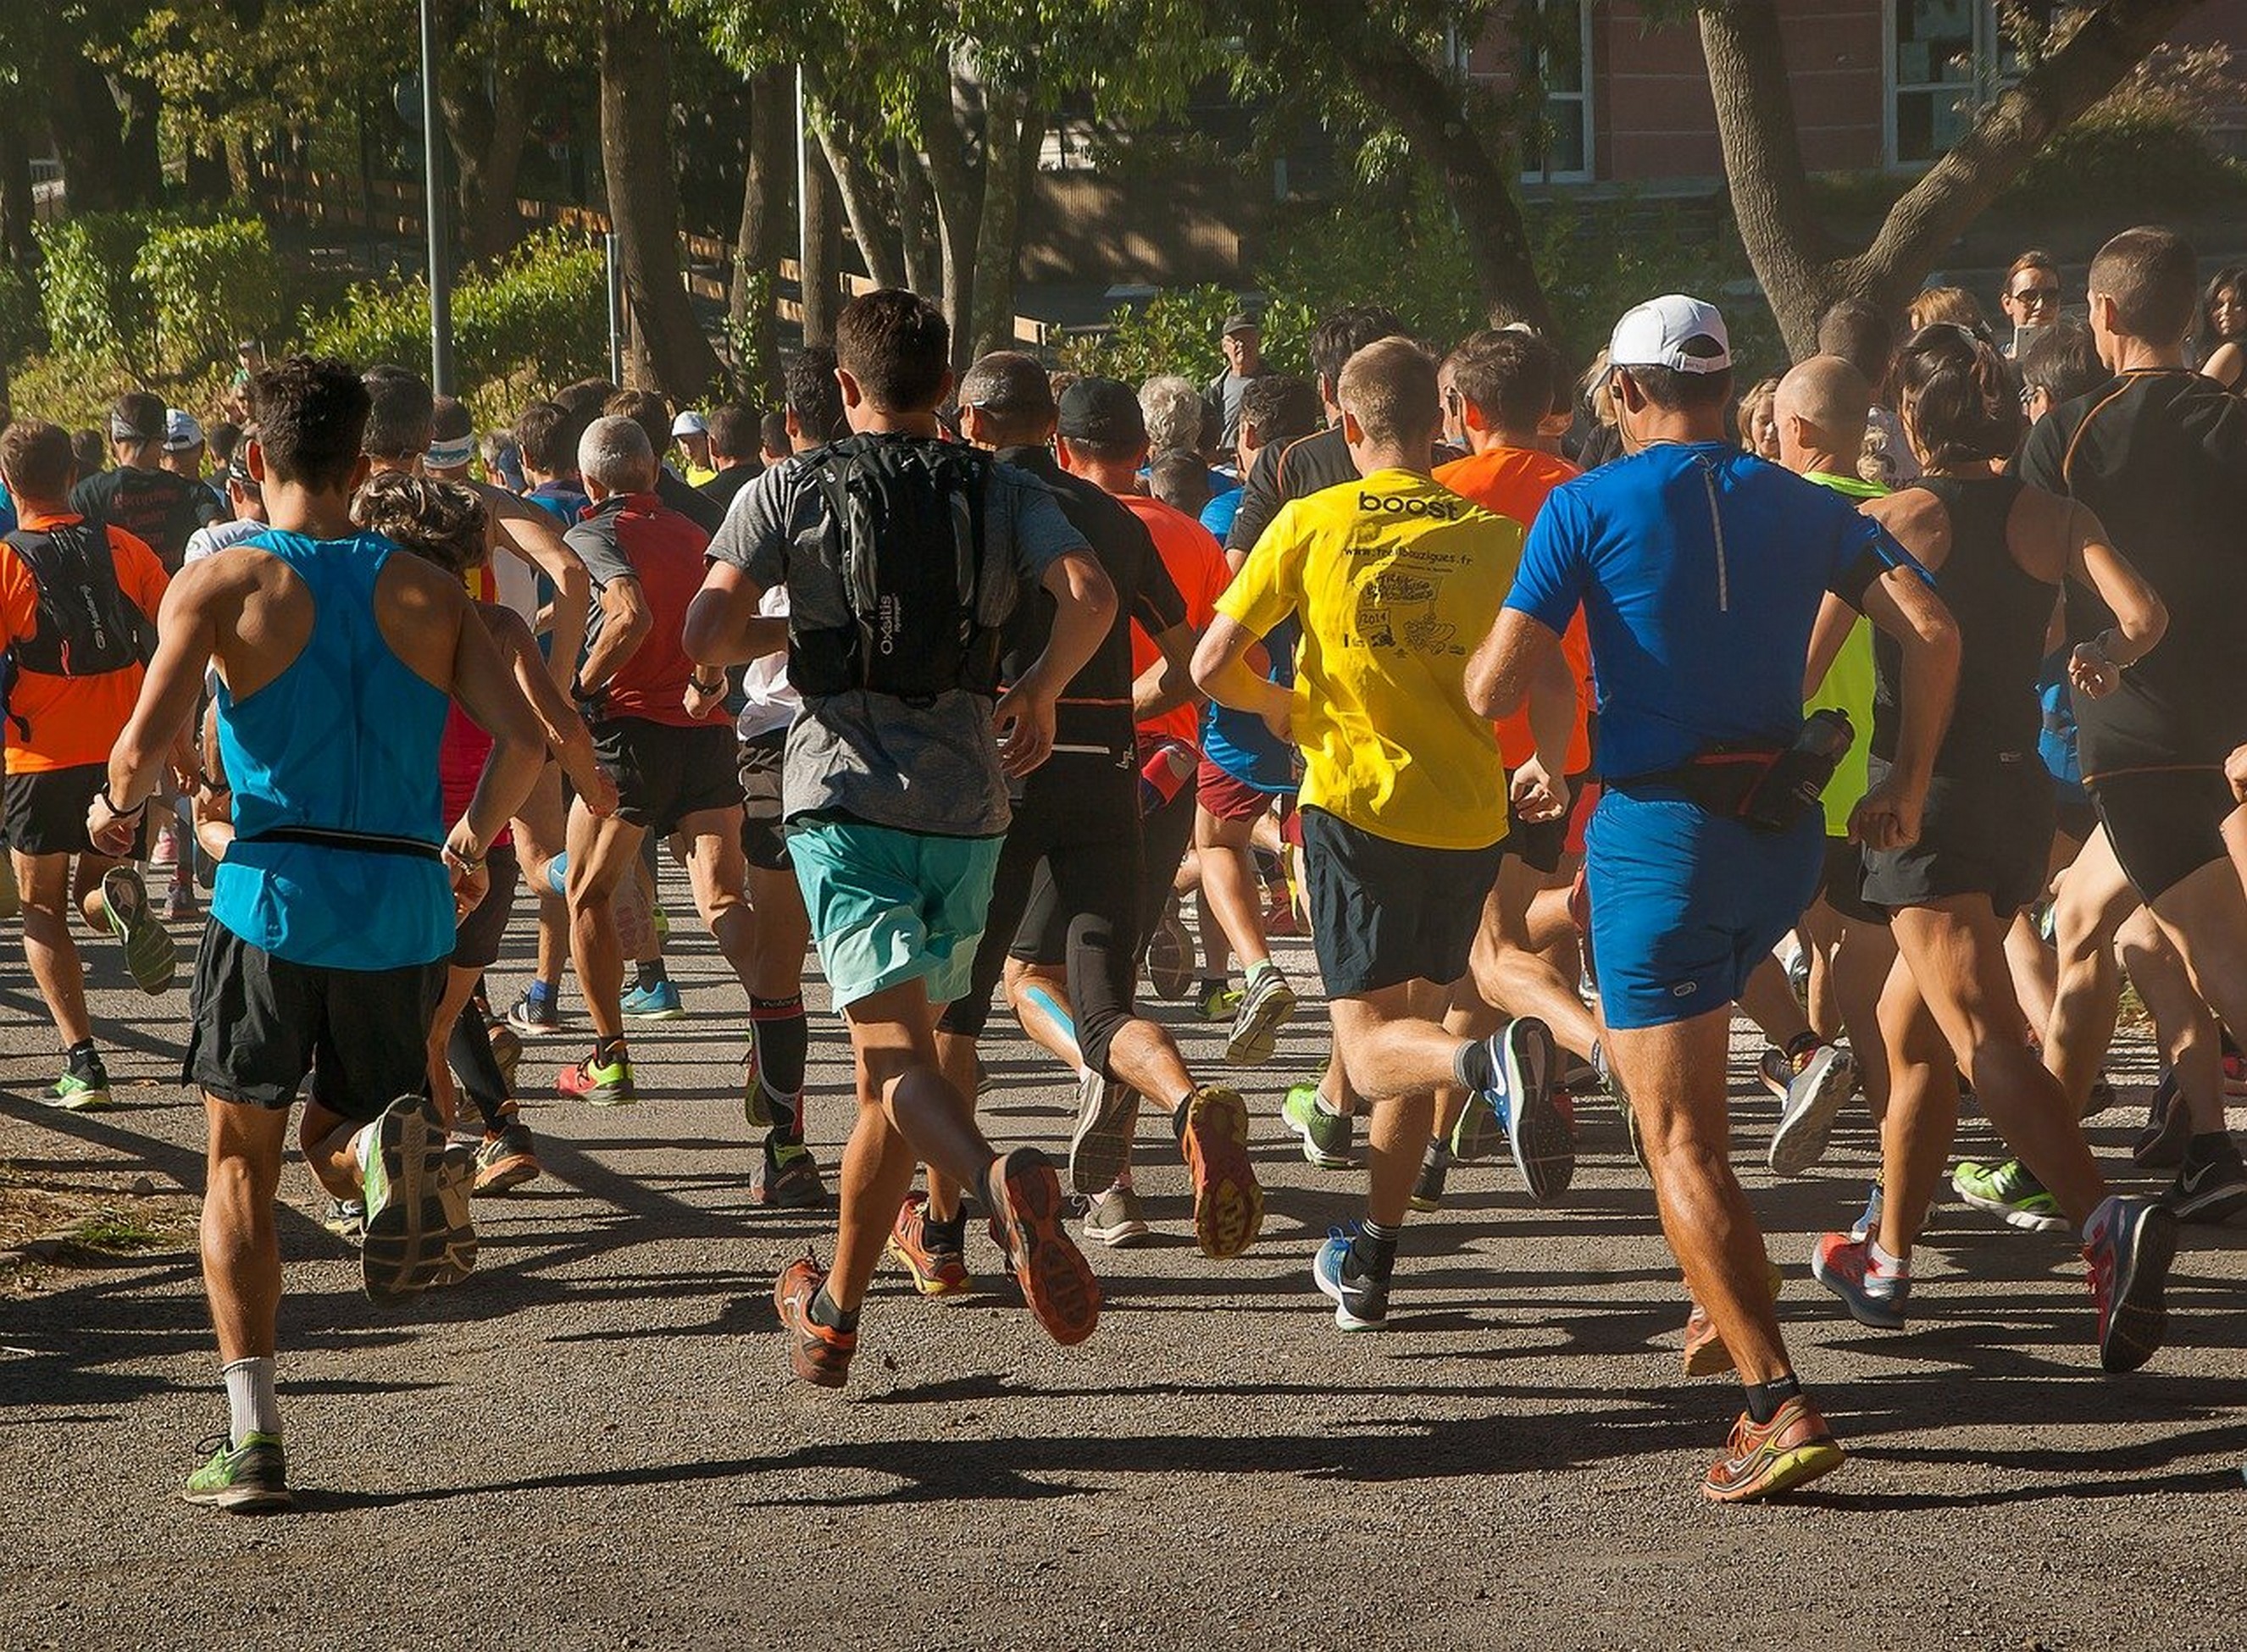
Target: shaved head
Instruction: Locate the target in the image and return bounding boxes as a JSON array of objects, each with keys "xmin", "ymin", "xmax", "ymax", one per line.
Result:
[
  {"xmin": 1773, "ymin": 355, "xmax": 1871, "ymax": 474},
  {"xmin": 957, "ymin": 351, "xmax": 1057, "ymax": 446}
]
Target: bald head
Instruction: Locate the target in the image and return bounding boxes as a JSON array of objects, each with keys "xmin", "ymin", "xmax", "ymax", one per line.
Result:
[
  {"xmin": 1773, "ymin": 355, "xmax": 1871, "ymax": 477},
  {"xmin": 957, "ymin": 352, "xmax": 1057, "ymax": 449}
]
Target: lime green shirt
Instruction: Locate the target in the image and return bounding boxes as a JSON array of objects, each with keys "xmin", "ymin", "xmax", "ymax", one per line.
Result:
[{"xmin": 1802, "ymin": 470, "xmax": 1887, "ymax": 837}]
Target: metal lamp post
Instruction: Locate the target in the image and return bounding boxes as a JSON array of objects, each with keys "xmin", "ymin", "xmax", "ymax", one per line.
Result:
[{"xmin": 419, "ymin": 0, "xmax": 455, "ymax": 396}]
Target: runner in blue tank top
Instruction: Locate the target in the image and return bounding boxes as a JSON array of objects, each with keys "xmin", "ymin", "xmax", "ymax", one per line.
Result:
[{"xmin": 93, "ymin": 358, "xmax": 547, "ymax": 1514}]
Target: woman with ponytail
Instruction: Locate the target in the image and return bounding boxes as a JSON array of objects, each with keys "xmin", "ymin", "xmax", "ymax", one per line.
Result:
[{"xmin": 1803, "ymin": 323, "xmax": 2175, "ymax": 1363}]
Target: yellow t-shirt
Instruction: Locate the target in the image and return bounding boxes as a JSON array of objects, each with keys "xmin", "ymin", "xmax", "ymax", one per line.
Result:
[{"xmin": 1217, "ymin": 468, "xmax": 1517, "ymax": 850}]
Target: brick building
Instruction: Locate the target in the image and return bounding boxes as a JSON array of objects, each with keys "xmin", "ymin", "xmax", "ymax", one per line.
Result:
[{"xmin": 1473, "ymin": 0, "xmax": 2247, "ymax": 188}]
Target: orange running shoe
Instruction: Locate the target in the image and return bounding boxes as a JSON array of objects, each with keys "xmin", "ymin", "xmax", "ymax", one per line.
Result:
[
  {"xmin": 1179, "ymin": 1085, "xmax": 1263, "ymax": 1260},
  {"xmin": 1701, "ymin": 1395, "xmax": 1844, "ymax": 1503},
  {"xmin": 774, "ymin": 1254, "xmax": 855, "ymax": 1389},
  {"xmin": 985, "ymin": 1146, "xmax": 1101, "ymax": 1345},
  {"xmin": 887, "ymin": 1192, "xmax": 971, "ymax": 1296}
]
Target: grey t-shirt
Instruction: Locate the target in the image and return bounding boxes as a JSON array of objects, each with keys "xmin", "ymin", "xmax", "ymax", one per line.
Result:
[{"xmin": 708, "ymin": 440, "xmax": 1088, "ymax": 838}]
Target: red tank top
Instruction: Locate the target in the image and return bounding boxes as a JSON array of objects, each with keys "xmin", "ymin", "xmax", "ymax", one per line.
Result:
[{"xmin": 440, "ymin": 702, "xmax": 513, "ymax": 848}]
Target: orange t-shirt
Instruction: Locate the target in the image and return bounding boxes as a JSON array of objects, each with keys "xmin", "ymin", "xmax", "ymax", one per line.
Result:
[
  {"xmin": 2, "ymin": 512, "xmax": 170, "ymax": 774},
  {"xmin": 1122, "ymin": 494, "xmax": 1229, "ymax": 748},
  {"xmin": 1433, "ymin": 446, "xmax": 1593, "ymax": 773}
]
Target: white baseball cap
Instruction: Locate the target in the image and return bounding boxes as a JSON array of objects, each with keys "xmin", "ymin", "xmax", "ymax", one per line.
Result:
[
  {"xmin": 1606, "ymin": 295, "xmax": 1732, "ymax": 374},
  {"xmin": 671, "ymin": 410, "xmax": 708, "ymax": 436},
  {"xmin": 164, "ymin": 408, "xmax": 207, "ymax": 451}
]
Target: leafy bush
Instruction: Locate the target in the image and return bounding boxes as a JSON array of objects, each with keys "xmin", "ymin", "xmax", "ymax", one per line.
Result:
[
  {"xmin": 136, "ymin": 218, "xmax": 284, "ymax": 374},
  {"xmin": 35, "ymin": 213, "xmax": 157, "ymax": 376},
  {"xmin": 0, "ymin": 267, "xmax": 43, "ymax": 369},
  {"xmin": 2005, "ymin": 42, "xmax": 2247, "ymax": 213},
  {"xmin": 3, "ymin": 352, "xmax": 233, "ymax": 437},
  {"xmin": 1058, "ymin": 285, "xmax": 1314, "ymax": 385}
]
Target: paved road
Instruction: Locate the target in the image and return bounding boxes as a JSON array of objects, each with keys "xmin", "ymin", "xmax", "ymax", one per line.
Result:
[{"xmin": 3, "ymin": 899, "xmax": 2243, "ymax": 1652}]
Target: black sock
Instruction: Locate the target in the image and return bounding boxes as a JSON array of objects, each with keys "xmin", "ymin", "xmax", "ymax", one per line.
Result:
[
  {"xmin": 750, "ymin": 995, "xmax": 808, "ymax": 1139},
  {"xmin": 807, "ymin": 1285, "xmax": 858, "ymax": 1333},
  {"xmin": 1348, "ymin": 1217, "xmax": 1401, "ymax": 1283},
  {"xmin": 1743, "ymin": 1371, "xmax": 1803, "ymax": 1425},
  {"xmin": 596, "ymin": 1034, "xmax": 630, "ymax": 1065},
  {"xmin": 1199, "ymin": 975, "xmax": 1227, "ymax": 997},
  {"xmin": 66, "ymin": 1039, "xmax": 102, "ymax": 1076},
  {"xmin": 1422, "ymin": 1136, "xmax": 1451, "ymax": 1169},
  {"xmin": 924, "ymin": 1206, "xmax": 968, "ymax": 1250},
  {"xmin": 1783, "ymin": 1029, "xmax": 1822, "ymax": 1061},
  {"xmin": 447, "ymin": 1001, "xmax": 512, "ymax": 1134},
  {"xmin": 1454, "ymin": 1037, "xmax": 1496, "ymax": 1095},
  {"xmin": 634, "ymin": 959, "xmax": 669, "ymax": 992},
  {"xmin": 976, "ymin": 1156, "xmax": 1006, "ymax": 1215},
  {"xmin": 1169, "ymin": 1089, "xmax": 1196, "ymax": 1142},
  {"xmin": 2185, "ymin": 1129, "xmax": 2240, "ymax": 1167}
]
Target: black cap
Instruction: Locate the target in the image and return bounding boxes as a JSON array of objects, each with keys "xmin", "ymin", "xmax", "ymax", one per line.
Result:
[
  {"xmin": 1056, "ymin": 377, "xmax": 1146, "ymax": 447},
  {"xmin": 1221, "ymin": 312, "xmax": 1258, "ymax": 337}
]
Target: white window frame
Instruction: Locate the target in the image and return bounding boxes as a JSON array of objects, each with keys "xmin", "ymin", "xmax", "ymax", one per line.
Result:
[
  {"xmin": 1884, "ymin": 0, "xmax": 2021, "ymax": 169},
  {"xmin": 1519, "ymin": 0, "xmax": 1595, "ymax": 186}
]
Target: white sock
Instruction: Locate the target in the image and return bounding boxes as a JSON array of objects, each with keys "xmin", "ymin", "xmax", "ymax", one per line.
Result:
[
  {"xmin": 1867, "ymin": 1239, "xmax": 1909, "ymax": 1278},
  {"xmin": 223, "ymin": 1355, "xmax": 280, "ymax": 1446},
  {"xmin": 2082, "ymin": 1193, "xmax": 2119, "ymax": 1242}
]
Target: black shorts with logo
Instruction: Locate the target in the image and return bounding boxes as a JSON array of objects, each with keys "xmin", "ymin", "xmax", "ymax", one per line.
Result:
[
  {"xmin": 1861, "ymin": 756, "xmax": 2056, "ymax": 922},
  {"xmin": 184, "ymin": 921, "xmax": 446, "ymax": 1126},
  {"xmin": 591, "ymin": 717, "xmax": 744, "ymax": 837},
  {"xmin": 3, "ymin": 762, "xmax": 105, "ymax": 857},
  {"xmin": 736, "ymin": 726, "xmax": 792, "ymax": 872},
  {"xmin": 1301, "ymin": 806, "xmax": 1504, "ymax": 997}
]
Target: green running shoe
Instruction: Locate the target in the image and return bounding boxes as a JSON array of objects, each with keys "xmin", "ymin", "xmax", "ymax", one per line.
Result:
[
  {"xmin": 47, "ymin": 1067, "xmax": 113, "ymax": 1111},
  {"xmin": 182, "ymin": 1432, "xmax": 291, "ymax": 1512},
  {"xmin": 357, "ymin": 1095, "xmax": 477, "ymax": 1303},
  {"xmin": 1952, "ymin": 1159, "xmax": 2067, "ymax": 1233},
  {"xmin": 1281, "ymin": 1083, "xmax": 1353, "ymax": 1170},
  {"xmin": 1196, "ymin": 982, "xmax": 1244, "ymax": 1023},
  {"xmin": 101, "ymin": 866, "xmax": 178, "ymax": 996},
  {"xmin": 559, "ymin": 1045, "xmax": 636, "ymax": 1107}
]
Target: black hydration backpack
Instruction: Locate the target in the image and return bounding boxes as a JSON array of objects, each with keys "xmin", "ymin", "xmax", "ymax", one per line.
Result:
[
  {"xmin": 790, "ymin": 434, "xmax": 1001, "ymax": 704},
  {"xmin": 2, "ymin": 513, "xmax": 155, "ymax": 739}
]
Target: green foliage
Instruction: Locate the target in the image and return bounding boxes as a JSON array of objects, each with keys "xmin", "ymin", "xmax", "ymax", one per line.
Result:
[
  {"xmin": 136, "ymin": 218, "xmax": 285, "ymax": 374},
  {"xmin": 2000, "ymin": 109, "xmax": 2245, "ymax": 216},
  {"xmin": 35, "ymin": 213, "xmax": 158, "ymax": 377},
  {"xmin": 0, "ymin": 268, "xmax": 44, "ymax": 369},
  {"xmin": 1057, "ymin": 285, "xmax": 1315, "ymax": 386},
  {"xmin": 300, "ymin": 229, "xmax": 608, "ymax": 398},
  {"xmin": 3, "ymin": 352, "xmax": 236, "ymax": 436}
]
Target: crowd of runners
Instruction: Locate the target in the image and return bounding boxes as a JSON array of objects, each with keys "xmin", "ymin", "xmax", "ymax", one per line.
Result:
[{"xmin": 3, "ymin": 222, "xmax": 2244, "ymax": 1514}]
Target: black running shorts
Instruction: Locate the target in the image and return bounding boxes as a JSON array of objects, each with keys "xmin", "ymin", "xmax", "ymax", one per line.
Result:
[
  {"xmin": 184, "ymin": 921, "xmax": 446, "ymax": 1125},
  {"xmin": 1861, "ymin": 757, "xmax": 2055, "ymax": 921},
  {"xmin": 735, "ymin": 726, "xmax": 792, "ymax": 871},
  {"xmin": 3, "ymin": 762, "xmax": 105, "ymax": 857},
  {"xmin": 1301, "ymin": 807, "xmax": 1503, "ymax": 997},
  {"xmin": 591, "ymin": 717, "xmax": 744, "ymax": 837},
  {"xmin": 2090, "ymin": 765, "xmax": 2235, "ymax": 904},
  {"xmin": 450, "ymin": 844, "xmax": 520, "ymax": 970}
]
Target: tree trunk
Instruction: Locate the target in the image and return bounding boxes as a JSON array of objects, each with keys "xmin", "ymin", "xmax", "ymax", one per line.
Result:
[
  {"xmin": 968, "ymin": 77, "xmax": 1040, "ymax": 361},
  {"xmin": 807, "ymin": 91, "xmax": 907, "ymax": 291},
  {"xmin": 114, "ymin": 73, "xmax": 164, "ymax": 207},
  {"xmin": 442, "ymin": 54, "xmax": 532, "ymax": 264},
  {"xmin": 896, "ymin": 132, "xmax": 936, "ymax": 297},
  {"xmin": 1340, "ymin": 44, "xmax": 1555, "ymax": 337},
  {"xmin": 47, "ymin": 58, "xmax": 130, "ymax": 213},
  {"xmin": 913, "ymin": 64, "xmax": 980, "ymax": 356},
  {"xmin": 1701, "ymin": 0, "xmax": 2205, "ymax": 357},
  {"xmin": 730, "ymin": 66, "xmax": 790, "ymax": 401},
  {"xmin": 596, "ymin": 4, "xmax": 721, "ymax": 396},
  {"xmin": 0, "ymin": 108, "xmax": 36, "ymax": 272},
  {"xmin": 800, "ymin": 138, "xmax": 845, "ymax": 347}
]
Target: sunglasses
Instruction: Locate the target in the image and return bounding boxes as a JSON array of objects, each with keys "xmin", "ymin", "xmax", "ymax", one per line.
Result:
[{"xmin": 2009, "ymin": 285, "xmax": 2061, "ymax": 304}]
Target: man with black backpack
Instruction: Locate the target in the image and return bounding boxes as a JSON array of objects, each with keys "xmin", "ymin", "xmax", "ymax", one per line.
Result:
[
  {"xmin": 687, "ymin": 288, "xmax": 1118, "ymax": 1388},
  {"xmin": 0, "ymin": 420, "xmax": 178, "ymax": 1111}
]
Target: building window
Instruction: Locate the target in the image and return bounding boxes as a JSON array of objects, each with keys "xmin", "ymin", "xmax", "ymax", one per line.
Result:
[
  {"xmin": 1520, "ymin": 0, "xmax": 1594, "ymax": 184},
  {"xmin": 1887, "ymin": 0, "xmax": 2023, "ymax": 166}
]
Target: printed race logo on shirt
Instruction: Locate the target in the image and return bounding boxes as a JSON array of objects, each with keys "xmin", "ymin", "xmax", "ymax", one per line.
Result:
[{"xmin": 1357, "ymin": 492, "xmax": 1462, "ymax": 521}]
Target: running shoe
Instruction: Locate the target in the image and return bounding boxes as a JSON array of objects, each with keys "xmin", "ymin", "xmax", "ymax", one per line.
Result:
[
  {"xmin": 984, "ymin": 1146, "xmax": 1101, "ymax": 1345},
  {"xmin": 1280, "ymin": 1083, "xmax": 1353, "ymax": 1170},
  {"xmin": 1809, "ymin": 1233, "xmax": 1910, "ymax": 1329},
  {"xmin": 1593, "ymin": 1041, "xmax": 1646, "ymax": 1171},
  {"xmin": 504, "ymin": 990, "xmax": 563, "ymax": 1037},
  {"xmin": 774, "ymin": 1254, "xmax": 855, "ymax": 1388},
  {"xmin": 2225, "ymin": 1048, "xmax": 2247, "ymax": 1098},
  {"xmin": 1067, "ymin": 1067, "xmax": 1139, "ymax": 1197},
  {"xmin": 1701, "ymin": 1397, "xmax": 1845, "ymax": 1503},
  {"xmin": 2132, "ymin": 1070, "xmax": 2189, "ymax": 1169},
  {"xmin": 164, "ymin": 879, "xmax": 196, "ymax": 923},
  {"xmin": 1471, "ymin": 1017, "xmax": 1569, "ymax": 1200},
  {"xmin": 887, "ymin": 1192, "xmax": 971, "ymax": 1295},
  {"xmin": 473, "ymin": 1119, "xmax": 542, "ymax": 1195},
  {"xmin": 1680, "ymin": 1260, "xmax": 1784, "ymax": 1377},
  {"xmin": 321, "ymin": 1199, "xmax": 366, "ymax": 1245},
  {"xmin": 1082, "ymin": 1184, "xmax": 1152, "ymax": 1248},
  {"xmin": 558, "ymin": 1045, "xmax": 635, "ymax": 1107},
  {"xmin": 2083, "ymin": 1195, "xmax": 2177, "ymax": 1372},
  {"xmin": 1848, "ymin": 1178, "xmax": 1884, "ymax": 1245},
  {"xmin": 1767, "ymin": 1039, "xmax": 1858, "ymax": 1177},
  {"xmin": 1223, "ymin": 966, "xmax": 1297, "ymax": 1065},
  {"xmin": 1180, "ymin": 1084, "xmax": 1262, "ymax": 1260},
  {"xmin": 100, "ymin": 867, "xmax": 177, "ymax": 995},
  {"xmin": 484, "ymin": 1019, "xmax": 523, "ymax": 1092},
  {"xmin": 1409, "ymin": 1149, "xmax": 1448, "ymax": 1213},
  {"xmin": 356, "ymin": 1094, "xmax": 476, "ymax": 1304},
  {"xmin": 1145, "ymin": 901, "xmax": 1195, "ymax": 1001},
  {"xmin": 621, "ymin": 979, "xmax": 685, "ymax": 1021},
  {"xmin": 182, "ymin": 1432, "xmax": 290, "ymax": 1513},
  {"xmin": 1448, "ymin": 1083, "xmax": 1496, "ymax": 1163},
  {"xmin": 750, "ymin": 1140, "xmax": 828, "ymax": 1210},
  {"xmin": 47, "ymin": 1064, "xmax": 112, "ymax": 1112},
  {"xmin": 1312, "ymin": 1227, "xmax": 1388, "ymax": 1331},
  {"xmin": 1196, "ymin": 982, "xmax": 1244, "ymax": 1023},
  {"xmin": 2161, "ymin": 1141, "xmax": 2247, "ymax": 1226},
  {"xmin": 1952, "ymin": 1159, "xmax": 2067, "ymax": 1233}
]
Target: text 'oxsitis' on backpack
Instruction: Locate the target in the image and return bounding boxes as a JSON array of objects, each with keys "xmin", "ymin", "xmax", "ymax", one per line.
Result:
[
  {"xmin": 2, "ymin": 513, "xmax": 155, "ymax": 740},
  {"xmin": 791, "ymin": 434, "xmax": 1001, "ymax": 704}
]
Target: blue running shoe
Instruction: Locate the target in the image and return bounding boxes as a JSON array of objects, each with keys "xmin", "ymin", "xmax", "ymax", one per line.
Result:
[
  {"xmin": 621, "ymin": 980, "xmax": 685, "ymax": 1021},
  {"xmin": 1472, "ymin": 1017, "xmax": 1570, "ymax": 1201},
  {"xmin": 2084, "ymin": 1195, "xmax": 2177, "ymax": 1372},
  {"xmin": 1312, "ymin": 1225, "xmax": 1388, "ymax": 1331}
]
